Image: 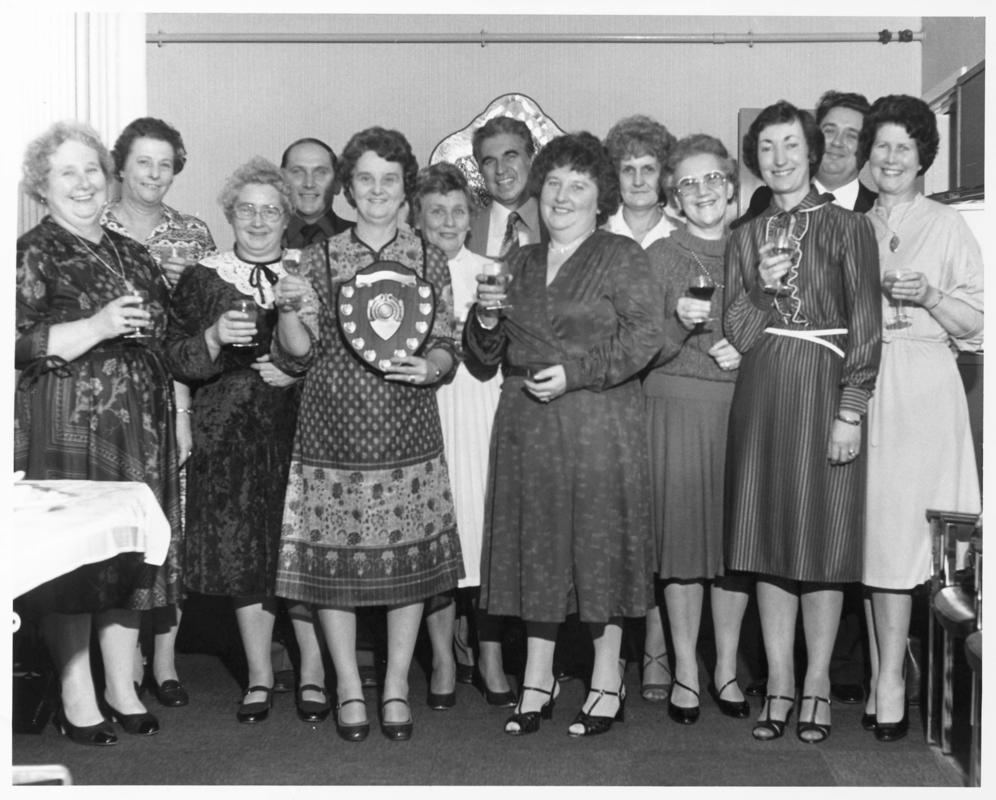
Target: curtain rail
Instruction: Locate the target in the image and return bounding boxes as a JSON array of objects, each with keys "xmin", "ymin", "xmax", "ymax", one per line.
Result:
[{"xmin": 148, "ymin": 29, "xmax": 922, "ymax": 47}]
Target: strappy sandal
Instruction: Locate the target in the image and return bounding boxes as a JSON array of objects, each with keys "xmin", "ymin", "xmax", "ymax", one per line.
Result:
[
  {"xmin": 641, "ymin": 651, "xmax": 672, "ymax": 703},
  {"xmin": 567, "ymin": 682, "xmax": 626, "ymax": 736},
  {"xmin": 752, "ymin": 694, "xmax": 795, "ymax": 741},
  {"xmin": 797, "ymin": 695, "xmax": 832, "ymax": 744},
  {"xmin": 504, "ymin": 683, "xmax": 557, "ymax": 736}
]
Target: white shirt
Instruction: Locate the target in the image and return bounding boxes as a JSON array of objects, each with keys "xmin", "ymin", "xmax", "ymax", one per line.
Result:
[
  {"xmin": 814, "ymin": 176, "xmax": 861, "ymax": 211},
  {"xmin": 602, "ymin": 206, "xmax": 676, "ymax": 249}
]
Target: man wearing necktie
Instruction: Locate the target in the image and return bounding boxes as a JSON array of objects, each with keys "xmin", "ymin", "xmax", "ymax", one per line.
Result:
[
  {"xmin": 468, "ymin": 116, "xmax": 545, "ymax": 258},
  {"xmin": 281, "ymin": 137, "xmax": 353, "ymax": 249}
]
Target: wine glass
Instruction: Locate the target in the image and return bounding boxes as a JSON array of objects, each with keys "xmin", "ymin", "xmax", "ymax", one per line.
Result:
[
  {"xmin": 882, "ymin": 269, "xmax": 912, "ymax": 330},
  {"xmin": 228, "ymin": 297, "xmax": 259, "ymax": 348},
  {"xmin": 480, "ymin": 259, "xmax": 512, "ymax": 311},
  {"xmin": 279, "ymin": 257, "xmax": 312, "ymax": 311},
  {"xmin": 123, "ymin": 289, "xmax": 151, "ymax": 339},
  {"xmin": 688, "ymin": 274, "xmax": 716, "ymax": 329},
  {"xmin": 762, "ymin": 218, "xmax": 794, "ymax": 297}
]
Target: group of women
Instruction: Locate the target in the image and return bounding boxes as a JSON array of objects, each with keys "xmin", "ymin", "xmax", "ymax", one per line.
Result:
[{"xmin": 15, "ymin": 91, "xmax": 981, "ymax": 751}]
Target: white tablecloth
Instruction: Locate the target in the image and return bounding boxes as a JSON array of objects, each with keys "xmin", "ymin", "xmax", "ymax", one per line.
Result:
[{"xmin": 11, "ymin": 479, "xmax": 171, "ymax": 598}]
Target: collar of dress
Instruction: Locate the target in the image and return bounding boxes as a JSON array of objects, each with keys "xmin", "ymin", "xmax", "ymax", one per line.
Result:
[{"xmin": 200, "ymin": 249, "xmax": 301, "ymax": 308}]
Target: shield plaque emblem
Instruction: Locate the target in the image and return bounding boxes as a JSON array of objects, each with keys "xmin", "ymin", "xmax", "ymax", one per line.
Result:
[{"xmin": 338, "ymin": 260, "xmax": 436, "ymax": 372}]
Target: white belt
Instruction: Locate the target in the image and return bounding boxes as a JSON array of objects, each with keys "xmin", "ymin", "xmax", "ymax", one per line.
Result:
[{"xmin": 764, "ymin": 327, "xmax": 847, "ymax": 358}]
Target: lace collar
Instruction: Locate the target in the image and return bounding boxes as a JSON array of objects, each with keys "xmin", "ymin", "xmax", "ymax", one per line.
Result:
[{"xmin": 200, "ymin": 249, "xmax": 301, "ymax": 308}]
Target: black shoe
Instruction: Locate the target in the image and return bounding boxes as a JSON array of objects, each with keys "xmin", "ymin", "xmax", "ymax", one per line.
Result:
[
  {"xmin": 335, "ymin": 697, "xmax": 369, "ymax": 741},
  {"xmin": 831, "ymin": 683, "xmax": 864, "ymax": 704},
  {"xmin": 711, "ymin": 677, "xmax": 750, "ymax": 719},
  {"xmin": 874, "ymin": 700, "xmax": 909, "ymax": 742},
  {"xmin": 380, "ymin": 697, "xmax": 413, "ymax": 740},
  {"xmin": 272, "ymin": 669, "xmax": 294, "ymax": 694},
  {"xmin": 455, "ymin": 663, "xmax": 475, "ymax": 685},
  {"xmin": 752, "ymin": 694, "xmax": 795, "ymax": 741},
  {"xmin": 236, "ymin": 685, "xmax": 273, "ymax": 724},
  {"xmin": 797, "ymin": 695, "xmax": 831, "ymax": 744},
  {"xmin": 567, "ymin": 683, "xmax": 625, "ymax": 737},
  {"xmin": 504, "ymin": 683, "xmax": 557, "ymax": 735},
  {"xmin": 153, "ymin": 679, "xmax": 189, "ymax": 708},
  {"xmin": 427, "ymin": 690, "xmax": 456, "ymax": 710},
  {"xmin": 745, "ymin": 679, "xmax": 767, "ymax": 697},
  {"xmin": 473, "ymin": 670, "xmax": 517, "ymax": 707},
  {"xmin": 296, "ymin": 684, "xmax": 331, "ymax": 723},
  {"xmin": 667, "ymin": 679, "xmax": 700, "ymax": 725},
  {"xmin": 53, "ymin": 710, "xmax": 118, "ymax": 746},
  {"xmin": 100, "ymin": 696, "xmax": 160, "ymax": 736},
  {"xmin": 861, "ymin": 711, "xmax": 877, "ymax": 731}
]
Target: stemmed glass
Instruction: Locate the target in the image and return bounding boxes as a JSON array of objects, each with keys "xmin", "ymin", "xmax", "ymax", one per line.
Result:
[
  {"xmin": 882, "ymin": 269, "xmax": 912, "ymax": 329},
  {"xmin": 278, "ymin": 257, "xmax": 311, "ymax": 311},
  {"xmin": 480, "ymin": 258, "xmax": 512, "ymax": 311}
]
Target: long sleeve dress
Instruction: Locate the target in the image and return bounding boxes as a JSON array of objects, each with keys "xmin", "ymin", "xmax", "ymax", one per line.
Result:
[
  {"xmin": 464, "ymin": 229, "xmax": 667, "ymax": 623},
  {"xmin": 723, "ymin": 188, "xmax": 881, "ymax": 583},
  {"xmin": 15, "ymin": 217, "xmax": 182, "ymax": 613},
  {"xmin": 644, "ymin": 226, "xmax": 736, "ymax": 579},
  {"xmin": 863, "ymin": 194, "xmax": 983, "ymax": 589},
  {"xmin": 164, "ymin": 250, "xmax": 315, "ymax": 597},
  {"xmin": 276, "ymin": 228, "xmax": 464, "ymax": 607}
]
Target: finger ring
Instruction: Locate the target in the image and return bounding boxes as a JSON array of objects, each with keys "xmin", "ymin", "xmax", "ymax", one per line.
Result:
[{"xmin": 410, "ymin": 376, "xmax": 417, "ymax": 384}]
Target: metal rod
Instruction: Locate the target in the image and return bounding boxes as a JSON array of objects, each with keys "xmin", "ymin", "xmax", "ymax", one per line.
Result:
[{"xmin": 148, "ymin": 29, "xmax": 923, "ymax": 47}]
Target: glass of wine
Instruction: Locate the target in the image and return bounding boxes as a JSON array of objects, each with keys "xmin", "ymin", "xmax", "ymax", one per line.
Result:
[
  {"xmin": 762, "ymin": 218, "xmax": 794, "ymax": 297},
  {"xmin": 882, "ymin": 269, "xmax": 912, "ymax": 330},
  {"xmin": 123, "ymin": 289, "xmax": 151, "ymax": 339},
  {"xmin": 279, "ymin": 257, "xmax": 311, "ymax": 311},
  {"xmin": 688, "ymin": 273, "xmax": 716, "ymax": 329},
  {"xmin": 480, "ymin": 258, "xmax": 512, "ymax": 311}
]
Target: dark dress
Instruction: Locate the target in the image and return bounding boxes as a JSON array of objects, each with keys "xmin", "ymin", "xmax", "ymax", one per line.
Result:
[
  {"xmin": 723, "ymin": 188, "xmax": 881, "ymax": 583},
  {"xmin": 15, "ymin": 217, "xmax": 181, "ymax": 613},
  {"xmin": 275, "ymin": 229, "xmax": 464, "ymax": 607},
  {"xmin": 465, "ymin": 230, "xmax": 667, "ymax": 623},
  {"xmin": 164, "ymin": 251, "xmax": 314, "ymax": 597}
]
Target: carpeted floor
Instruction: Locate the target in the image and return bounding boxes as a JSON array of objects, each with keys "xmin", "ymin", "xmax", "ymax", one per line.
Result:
[{"xmin": 11, "ymin": 644, "xmax": 969, "ymax": 787}]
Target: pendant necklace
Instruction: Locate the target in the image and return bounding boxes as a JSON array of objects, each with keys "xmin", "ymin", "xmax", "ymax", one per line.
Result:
[
  {"xmin": 72, "ymin": 231, "xmax": 130, "ymax": 289},
  {"xmin": 881, "ymin": 202, "xmax": 912, "ymax": 253},
  {"xmin": 549, "ymin": 227, "xmax": 596, "ymax": 255}
]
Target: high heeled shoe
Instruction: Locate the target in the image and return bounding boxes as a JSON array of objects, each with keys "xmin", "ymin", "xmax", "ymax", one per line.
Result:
[
  {"xmin": 797, "ymin": 695, "xmax": 831, "ymax": 744},
  {"xmin": 752, "ymin": 694, "xmax": 795, "ymax": 741},
  {"xmin": 667, "ymin": 679, "xmax": 700, "ymax": 725},
  {"xmin": 473, "ymin": 669, "xmax": 517, "ymax": 707},
  {"xmin": 297, "ymin": 684, "xmax": 331, "ymax": 723},
  {"xmin": 335, "ymin": 697, "xmax": 370, "ymax": 741},
  {"xmin": 861, "ymin": 712, "xmax": 877, "ymax": 731},
  {"xmin": 641, "ymin": 651, "xmax": 672, "ymax": 703},
  {"xmin": 53, "ymin": 709, "xmax": 118, "ymax": 746},
  {"xmin": 152, "ymin": 679, "xmax": 189, "ymax": 708},
  {"xmin": 380, "ymin": 697, "xmax": 413, "ymax": 740},
  {"xmin": 874, "ymin": 699, "xmax": 909, "ymax": 742},
  {"xmin": 455, "ymin": 663, "xmax": 476, "ymax": 685},
  {"xmin": 504, "ymin": 683, "xmax": 557, "ymax": 736},
  {"xmin": 711, "ymin": 677, "xmax": 750, "ymax": 719},
  {"xmin": 567, "ymin": 683, "xmax": 625, "ymax": 737},
  {"xmin": 236, "ymin": 685, "xmax": 273, "ymax": 724},
  {"xmin": 99, "ymin": 696, "xmax": 160, "ymax": 736}
]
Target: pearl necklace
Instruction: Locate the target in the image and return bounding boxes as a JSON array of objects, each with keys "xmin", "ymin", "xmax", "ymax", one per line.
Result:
[
  {"xmin": 549, "ymin": 227, "xmax": 596, "ymax": 255},
  {"xmin": 72, "ymin": 231, "xmax": 129, "ymax": 287},
  {"xmin": 689, "ymin": 247, "xmax": 723, "ymax": 289}
]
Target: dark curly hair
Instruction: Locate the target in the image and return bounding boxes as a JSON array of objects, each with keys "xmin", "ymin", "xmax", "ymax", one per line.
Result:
[
  {"xmin": 412, "ymin": 162, "xmax": 477, "ymax": 220},
  {"xmin": 603, "ymin": 114, "xmax": 676, "ymax": 199},
  {"xmin": 858, "ymin": 94, "xmax": 939, "ymax": 176},
  {"xmin": 742, "ymin": 100, "xmax": 824, "ymax": 180},
  {"xmin": 527, "ymin": 132, "xmax": 620, "ymax": 225},
  {"xmin": 339, "ymin": 127, "xmax": 419, "ymax": 208},
  {"xmin": 815, "ymin": 90, "xmax": 871, "ymax": 126},
  {"xmin": 111, "ymin": 117, "xmax": 187, "ymax": 177}
]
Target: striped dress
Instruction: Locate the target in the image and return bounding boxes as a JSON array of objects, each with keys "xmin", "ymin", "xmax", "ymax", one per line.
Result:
[{"xmin": 722, "ymin": 188, "xmax": 881, "ymax": 583}]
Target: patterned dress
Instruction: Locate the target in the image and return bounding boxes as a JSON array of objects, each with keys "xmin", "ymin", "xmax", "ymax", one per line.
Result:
[
  {"xmin": 723, "ymin": 188, "xmax": 881, "ymax": 583},
  {"xmin": 276, "ymin": 228, "xmax": 464, "ymax": 607},
  {"xmin": 863, "ymin": 194, "xmax": 983, "ymax": 589},
  {"xmin": 465, "ymin": 230, "xmax": 667, "ymax": 622},
  {"xmin": 15, "ymin": 216, "xmax": 181, "ymax": 613},
  {"xmin": 164, "ymin": 251, "xmax": 315, "ymax": 597},
  {"xmin": 644, "ymin": 226, "xmax": 736, "ymax": 579},
  {"xmin": 101, "ymin": 202, "xmax": 217, "ymax": 268}
]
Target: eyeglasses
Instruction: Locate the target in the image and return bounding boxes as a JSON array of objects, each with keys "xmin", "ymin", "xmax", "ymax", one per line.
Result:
[
  {"xmin": 233, "ymin": 202, "xmax": 285, "ymax": 222},
  {"xmin": 674, "ymin": 171, "xmax": 728, "ymax": 197}
]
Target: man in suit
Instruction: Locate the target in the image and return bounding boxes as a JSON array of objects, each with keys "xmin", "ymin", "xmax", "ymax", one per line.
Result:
[
  {"xmin": 281, "ymin": 137, "xmax": 352, "ymax": 249},
  {"xmin": 468, "ymin": 116, "xmax": 544, "ymax": 257},
  {"xmin": 735, "ymin": 91, "xmax": 875, "ymax": 707},
  {"xmin": 733, "ymin": 90, "xmax": 875, "ymax": 228}
]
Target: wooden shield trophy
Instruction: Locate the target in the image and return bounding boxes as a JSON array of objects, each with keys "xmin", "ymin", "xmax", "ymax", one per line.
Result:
[{"xmin": 338, "ymin": 260, "xmax": 436, "ymax": 372}]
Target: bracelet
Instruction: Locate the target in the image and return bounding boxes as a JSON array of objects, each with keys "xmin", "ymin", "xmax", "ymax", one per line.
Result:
[
  {"xmin": 835, "ymin": 414, "xmax": 861, "ymax": 426},
  {"xmin": 924, "ymin": 291, "xmax": 944, "ymax": 311},
  {"xmin": 176, "ymin": 408, "xmax": 193, "ymax": 415}
]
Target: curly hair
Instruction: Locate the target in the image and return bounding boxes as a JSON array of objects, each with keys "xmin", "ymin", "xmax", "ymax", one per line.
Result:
[
  {"xmin": 742, "ymin": 100, "xmax": 824, "ymax": 180},
  {"xmin": 21, "ymin": 120, "xmax": 114, "ymax": 203},
  {"xmin": 527, "ymin": 131, "xmax": 620, "ymax": 224},
  {"xmin": 111, "ymin": 117, "xmax": 187, "ymax": 177},
  {"xmin": 339, "ymin": 127, "xmax": 419, "ymax": 208},
  {"xmin": 603, "ymin": 114, "xmax": 676, "ymax": 198},
  {"xmin": 858, "ymin": 94, "xmax": 939, "ymax": 176},
  {"xmin": 411, "ymin": 162, "xmax": 477, "ymax": 220},
  {"xmin": 217, "ymin": 156, "xmax": 293, "ymax": 223},
  {"xmin": 471, "ymin": 116, "xmax": 536, "ymax": 165},
  {"xmin": 666, "ymin": 133, "xmax": 739, "ymax": 197}
]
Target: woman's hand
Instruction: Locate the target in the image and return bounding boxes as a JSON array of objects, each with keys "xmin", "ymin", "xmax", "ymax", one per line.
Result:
[
  {"xmin": 207, "ymin": 308, "xmax": 257, "ymax": 349},
  {"xmin": 708, "ymin": 338, "xmax": 742, "ymax": 371},
  {"xmin": 757, "ymin": 241, "xmax": 793, "ymax": 290},
  {"xmin": 273, "ymin": 274, "xmax": 310, "ymax": 312},
  {"xmin": 161, "ymin": 254, "xmax": 196, "ymax": 288},
  {"xmin": 92, "ymin": 294, "xmax": 152, "ymax": 341},
  {"xmin": 384, "ymin": 355, "xmax": 440, "ymax": 386},
  {"xmin": 887, "ymin": 270, "xmax": 933, "ymax": 306},
  {"xmin": 828, "ymin": 418, "xmax": 862, "ymax": 465},
  {"xmin": 525, "ymin": 365, "xmax": 566, "ymax": 403},
  {"xmin": 676, "ymin": 297, "xmax": 712, "ymax": 329},
  {"xmin": 251, "ymin": 354, "xmax": 300, "ymax": 387}
]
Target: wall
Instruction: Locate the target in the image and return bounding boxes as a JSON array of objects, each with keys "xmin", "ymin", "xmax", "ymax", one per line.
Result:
[
  {"xmin": 146, "ymin": 13, "xmax": 923, "ymax": 242},
  {"xmin": 921, "ymin": 16, "xmax": 986, "ymax": 96}
]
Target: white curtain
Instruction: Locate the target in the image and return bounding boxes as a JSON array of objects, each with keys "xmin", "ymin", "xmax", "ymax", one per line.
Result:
[{"xmin": 15, "ymin": 12, "xmax": 146, "ymax": 235}]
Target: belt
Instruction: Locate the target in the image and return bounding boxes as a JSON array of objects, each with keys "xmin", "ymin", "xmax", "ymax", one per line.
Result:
[{"xmin": 763, "ymin": 327, "xmax": 847, "ymax": 358}]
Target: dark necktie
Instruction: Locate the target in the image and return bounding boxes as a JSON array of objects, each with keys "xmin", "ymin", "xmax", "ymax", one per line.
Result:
[{"xmin": 500, "ymin": 211, "xmax": 521, "ymax": 258}]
